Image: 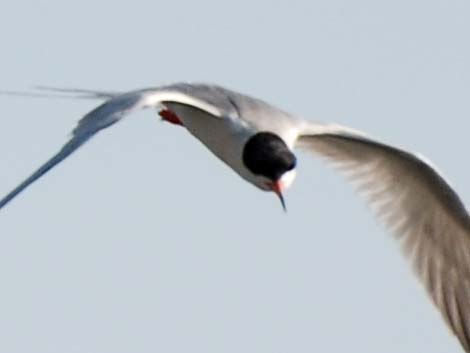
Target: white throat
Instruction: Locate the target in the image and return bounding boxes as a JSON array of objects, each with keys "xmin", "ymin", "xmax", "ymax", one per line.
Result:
[{"xmin": 279, "ymin": 169, "xmax": 297, "ymax": 191}]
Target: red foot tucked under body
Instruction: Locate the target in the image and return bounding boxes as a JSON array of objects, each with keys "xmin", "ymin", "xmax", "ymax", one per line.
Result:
[{"xmin": 159, "ymin": 109, "xmax": 183, "ymax": 126}]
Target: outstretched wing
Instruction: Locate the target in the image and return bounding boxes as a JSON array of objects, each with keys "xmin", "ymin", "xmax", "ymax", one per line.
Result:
[
  {"xmin": 296, "ymin": 124, "xmax": 470, "ymax": 352},
  {"xmin": 0, "ymin": 83, "xmax": 228, "ymax": 210}
]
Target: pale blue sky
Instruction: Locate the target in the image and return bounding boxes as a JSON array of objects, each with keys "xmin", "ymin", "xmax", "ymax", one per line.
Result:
[{"xmin": 0, "ymin": 0, "xmax": 469, "ymax": 352}]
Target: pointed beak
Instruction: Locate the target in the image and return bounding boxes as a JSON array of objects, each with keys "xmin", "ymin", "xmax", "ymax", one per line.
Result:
[{"xmin": 271, "ymin": 180, "xmax": 287, "ymax": 213}]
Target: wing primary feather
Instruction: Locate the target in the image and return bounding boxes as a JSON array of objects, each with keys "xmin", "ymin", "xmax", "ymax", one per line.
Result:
[
  {"xmin": 0, "ymin": 135, "xmax": 91, "ymax": 210},
  {"xmin": 0, "ymin": 84, "xmax": 229, "ymax": 210},
  {"xmin": 296, "ymin": 126, "xmax": 470, "ymax": 352}
]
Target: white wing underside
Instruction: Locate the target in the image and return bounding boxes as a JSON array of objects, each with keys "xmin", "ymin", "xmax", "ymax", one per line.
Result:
[
  {"xmin": 0, "ymin": 84, "xmax": 227, "ymax": 209},
  {"xmin": 296, "ymin": 125, "xmax": 470, "ymax": 352}
]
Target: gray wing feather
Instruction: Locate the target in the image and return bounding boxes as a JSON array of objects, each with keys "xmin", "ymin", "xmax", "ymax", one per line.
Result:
[
  {"xmin": 0, "ymin": 94, "xmax": 142, "ymax": 210},
  {"xmin": 297, "ymin": 126, "xmax": 470, "ymax": 352},
  {"xmin": 0, "ymin": 137, "xmax": 91, "ymax": 209},
  {"xmin": 0, "ymin": 84, "xmax": 226, "ymax": 210}
]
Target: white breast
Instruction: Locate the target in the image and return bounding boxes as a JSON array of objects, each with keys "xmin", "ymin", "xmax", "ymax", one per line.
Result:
[{"xmin": 164, "ymin": 102, "xmax": 253, "ymax": 181}]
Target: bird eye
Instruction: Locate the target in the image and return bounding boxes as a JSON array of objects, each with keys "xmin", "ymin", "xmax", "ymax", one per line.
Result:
[{"xmin": 288, "ymin": 159, "xmax": 296, "ymax": 170}]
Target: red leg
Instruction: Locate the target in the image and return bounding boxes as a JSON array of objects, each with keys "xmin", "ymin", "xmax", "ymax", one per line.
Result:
[{"xmin": 159, "ymin": 109, "xmax": 183, "ymax": 126}]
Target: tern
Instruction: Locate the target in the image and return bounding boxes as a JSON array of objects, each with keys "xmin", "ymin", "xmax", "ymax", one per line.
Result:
[{"xmin": 1, "ymin": 83, "xmax": 470, "ymax": 351}]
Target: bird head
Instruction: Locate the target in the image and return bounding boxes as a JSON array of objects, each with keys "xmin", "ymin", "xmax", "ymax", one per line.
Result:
[{"xmin": 242, "ymin": 132, "xmax": 297, "ymax": 211}]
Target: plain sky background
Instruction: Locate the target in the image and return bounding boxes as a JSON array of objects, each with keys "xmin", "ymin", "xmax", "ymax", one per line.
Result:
[{"xmin": 0, "ymin": 0, "xmax": 469, "ymax": 352}]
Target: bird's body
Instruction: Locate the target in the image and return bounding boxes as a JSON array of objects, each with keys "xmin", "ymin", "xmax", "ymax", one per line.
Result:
[
  {"xmin": 1, "ymin": 82, "xmax": 470, "ymax": 352},
  {"xmin": 161, "ymin": 84, "xmax": 301, "ymax": 191}
]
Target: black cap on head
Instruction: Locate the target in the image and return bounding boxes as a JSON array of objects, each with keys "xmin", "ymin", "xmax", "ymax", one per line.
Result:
[{"xmin": 242, "ymin": 132, "xmax": 297, "ymax": 181}]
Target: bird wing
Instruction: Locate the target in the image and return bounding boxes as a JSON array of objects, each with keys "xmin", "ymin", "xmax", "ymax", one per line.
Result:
[
  {"xmin": 0, "ymin": 83, "xmax": 231, "ymax": 210},
  {"xmin": 296, "ymin": 123, "xmax": 470, "ymax": 352}
]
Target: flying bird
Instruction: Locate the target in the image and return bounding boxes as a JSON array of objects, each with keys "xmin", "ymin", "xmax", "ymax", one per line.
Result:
[{"xmin": 1, "ymin": 83, "xmax": 470, "ymax": 351}]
